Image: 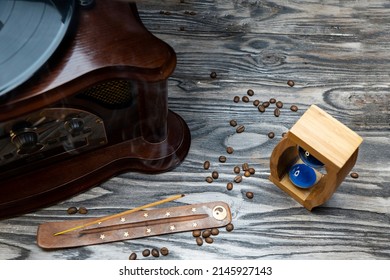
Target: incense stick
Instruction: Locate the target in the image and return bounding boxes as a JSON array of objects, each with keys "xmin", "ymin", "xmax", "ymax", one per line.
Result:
[{"xmin": 53, "ymin": 194, "xmax": 185, "ymax": 236}]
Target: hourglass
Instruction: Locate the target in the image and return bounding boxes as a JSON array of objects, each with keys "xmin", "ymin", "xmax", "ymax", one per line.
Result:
[{"xmin": 269, "ymin": 105, "xmax": 363, "ymax": 210}]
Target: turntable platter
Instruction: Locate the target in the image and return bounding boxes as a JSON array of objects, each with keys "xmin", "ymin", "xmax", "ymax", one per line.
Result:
[{"xmin": 0, "ymin": 0, "xmax": 75, "ymax": 97}]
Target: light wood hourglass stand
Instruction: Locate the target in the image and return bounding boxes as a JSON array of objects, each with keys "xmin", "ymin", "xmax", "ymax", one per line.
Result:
[{"xmin": 269, "ymin": 105, "xmax": 363, "ymax": 210}]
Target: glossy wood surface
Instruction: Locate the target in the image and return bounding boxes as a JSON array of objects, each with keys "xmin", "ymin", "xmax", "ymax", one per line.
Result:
[{"xmin": 0, "ymin": 0, "xmax": 389, "ymax": 260}]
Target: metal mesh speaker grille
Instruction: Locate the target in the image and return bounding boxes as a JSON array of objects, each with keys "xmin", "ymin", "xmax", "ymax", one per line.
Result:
[{"xmin": 79, "ymin": 80, "xmax": 134, "ymax": 107}]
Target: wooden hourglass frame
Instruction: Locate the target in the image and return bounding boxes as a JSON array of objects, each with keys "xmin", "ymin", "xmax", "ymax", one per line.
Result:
[{"xmin": 269, "ymin": 105, "xmax": 363, "ymax": 210}]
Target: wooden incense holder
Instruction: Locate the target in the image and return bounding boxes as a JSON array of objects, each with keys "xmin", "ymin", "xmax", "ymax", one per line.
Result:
[
  {"xmin": 37, "ymin": 201, "xmax": 232, "ymax": 249},
  {"xmin": 269, "ymin": 104, "xmax": 363, "ymax": 210}
]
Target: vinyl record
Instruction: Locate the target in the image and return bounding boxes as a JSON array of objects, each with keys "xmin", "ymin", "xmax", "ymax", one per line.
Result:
[{"xmin": 0, "ymin": 0, "xmax": 75, "ymax": 97}]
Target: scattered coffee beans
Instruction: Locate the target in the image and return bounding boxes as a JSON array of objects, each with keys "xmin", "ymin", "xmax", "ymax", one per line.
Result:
[
  {"xmin": 290, "ymin": 105, "xmax": 298, "ymax": 112},
  {"xmin": 262, "ymin": 101, "xmax": 270, "ymax": 108},
  {"xmin": 196, "ymin": 237, "xmax": 203, "ymax": 246},
  {"xmin": 269, "ymin": 98, "xmax": 276, "ymax": 104},
  {"xmin": 268, "ymin": 132, "xmax": 275, "ymax": 139},
  {"xmin": 226, "ymin": 182, "xmax": 233, "ymax": 190},
  {"xmin": 274, "ymin": 108, "xmax": 280, "ymax": 117},
  {"xmin": 234, "ymin": 166, "xmax": 240, "ymax": 174},
  {"xmin": 276, "ymin": 101, "xmax": 283, "ymax": 108},
  {"xmin": 249, "ymin": 167, "xmax": 255, "ymax": 175},
  {"xmin": 129, "ymin": 252, "xmax": 137, "ymax": 260},
  {"xmin": 160, "ymin": 247, "xmax": 169, "ymax": 256},
  {"xmin": 234, "ymin": 175, "xmax": 242, "ymax": 183},
  {"xmin": 151, "ymin": 248, "xmax": 160, "ymax": 257},
  {"xmin": 242, "ymin": 163, "xmax": 249, "ymax": 171},
  {"xmin": 229, "ymin": 119, "xmax": 237, "ymax": 127},
  {"xmin": 226, "ymin": 147, "xmax": 234, "ymax": 154},
  {"xmin": 193, "ymin": 230, "xmax": 202, "ymax": 237},
  {"xmin": 206, "ymin": 176, "xmax": 213, "ymax": 183},
  {"xmin": 258, "ymin": 105, "xmax": 265, "ymax": 112},
  {"xmin": 246, "ymin": 191, "xmax": 254, "ymax": 199},
  {"xmin": 212, "ymin": 171, "xmax": 219, "ymax": 179},
  {"xmin": 142, "ymin": 249, "xmax": 151, "ymax": 257},
  {"xmin": 287, "ymin": 80, "xmax": 295, "ymax": 87},
  {"xmin": 67, "ymin": 207, "xmax": 78, "ymax": 215},
  {"xmin": 350, "ymin": 172, "xmax": 359, "ymax": 179},
  {"xmin": 203, "ymin": 160, "xmax": 210, "ymax": 170},
  {"xmin": 226, "ymin": 223, "xmax": 234, "ymax": 232},
  {"xmin": 233, "ymin": 96, "xmax": 240, "ymax": 103},
  {"xmin": 78, "ymin": 207, "xmax": 88, "ymax": 214},
  {"xmin": 219, "ymin": 156, "xmax": 227, "ymax": 163},
  {"xmin": 253, "ymin": 99, "xmax": 260, "ymax": 106},
  {"xmin": 242, "ymin": 96, "xmax": 249, "ymax": 103},
  {"xmin": 202, "ymin": 229, "xmax": 211, "ymax": 238},
  {"xmin": 244, "ymin": 170, "xmax": 251, "ymax": 177},
  {"xmin": 205, "ymin": 237, "xmax": 214, "ymax": 244},
  {"xmin": 236, "ymin": 125, "xmax": 245, "ymax": 133},
  {"xmin": 211, "ymin": 228, "xmax": 220, "ymax": 236},
  {"xmin": 210, "ymin": 71, "xmax": 217, "ymax": 79},
  {"xmin": 247, "ymin": 89, "xmax": 254, "ymax": 96}
]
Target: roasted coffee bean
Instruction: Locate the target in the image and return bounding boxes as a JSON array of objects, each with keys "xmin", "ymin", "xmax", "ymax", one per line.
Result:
[
  {"xmin": 205, "ymin": 237, "xmax": 214, "ymax": 244},
  {"xmin": 246, "ymin": 191, "xmax": 254, "ymax": 199},
  {"xmin": 219, "ymin": 156, "xmax": 227, "ymax": 163},
  {"xmin": 206, "ymin": 176, "xmax": 213, "ymax": 183},
  {"xmin": 290, "ymin": 105, "xmax": 298, "ymax": 112},
  {"xmin": 268, "ymin": 132, "xmax": 275, "ymax": 139},
  {"xmin": 276, "ymin": 101, "xmax": 283, "ymax": 108},
  {"xmin": 78, "ymin": 207, "xmax": 88, "ymax": 214},
  {"xmin": 203, "ymin": 160, "xmax": 210, "ymax": 170},
  {"xmin": 236, "ymin": 125, "xmax": 245, "ymax": 133},
  {"xmin": 129, "ymin": 252, "xmax": 137, "ymax": 260},
  {"xmin": 210, "ymin": 71, "xmax": 217, "ymax": 79},
  {"xmin": 262, "ymin": 101, "xmax": 270, "ymax": 108},
  {"xmin": 211, "ymin": 228, "xmax": 220, "ymax": 236},
  {"xmin": 196, "ymin": 237, "xmax": 203, "ymax": 246},
  {"xmin": 229, "ymin": 119, "xmax": 237, "ymax": 127},
  {"xmin": 274, "ymin": 108, "xmax": 280, "ymax": 117},
  {"xmin": 242, "ymin": 162, "xmax": 249, "ymax": 171},
  {"xmin": 350, "ymin": 172, "xmax": 359, "ymax": 179},
  {"xmin": 226, "ymin": 147, "xmax": 234, "ymax": 154},
  {"xmin": 244, "ymin": 170, "xmax": 251, "ymax": 177},
  {"xmin": 193, "ymin": 230, "xmax": 202, "ymax": 237},
  {"xmin": 202, "ymin": 229, "xmax": 211, "ymax": 238},
  {"xmin": 242, "ymin": 96, "xmax": 249, "ymax": 103},
  {"xmin": 249, "ymin": 167, "xmax": 255, "ymax": 175},
  {"xmin": 160, "ymin": 247, "xmax": 169, "ymax": 256},
  {"xmin": 247, "ymin": 89, "xmax": 254, "ymax": 96},
  {"xmin": 258, "ymin": 105, "xmax": 265, "ymax": 113},
  {"xmin": 151, "ymin": 248, "xmax": 160, "ymax": 257},
  {"xmin": 226, "ymin": 182, "xmax": 233, "ymax": 191},
  {"xmin": 234, "ymin": 175, "xmax": 242, "ymax": 183},
  {"xmin": 269, "ymin": 98, "xmax": 276, "ymax": 104},
  {"xmin": 67, "ymin": 207, "xmax": 78, "ymax": 215},
  {"xmin": 233, "ymin": 96, "xmax": 240, "ymax": 103},
  {"xmin": 226, "ymin": 223, "xmax": 234, "ymax": 232},
  {"xmin": 253, "ymin": 99, "xmax": 260, "ymax": 106},
  {"xmin": 282, "ymin": 132, "xmax": 287, "ymax": 137},
  {"xmin": 212, "ymin": 171, "xmax": 219, "ymax": 179},
  {"xmin": 287, "ymin": 80, "xmax": 295, "ymax": 87},
  {"xmin": 142, "ymin": 249, "xmax": 150, "ymax": 257},
  {"xmin": 233, "ymin": 166, "xmax": 240, "ymax": 174}
]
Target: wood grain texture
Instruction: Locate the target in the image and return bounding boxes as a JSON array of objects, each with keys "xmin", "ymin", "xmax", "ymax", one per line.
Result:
[{"xmin": 0, "ymin": 0, "xmax": 389, "ymax": 260}]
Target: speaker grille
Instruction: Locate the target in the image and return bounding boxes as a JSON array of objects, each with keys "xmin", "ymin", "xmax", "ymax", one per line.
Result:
[{"xmin": 79, "ymin": 80, "xmax": 134, "ymax": 107}]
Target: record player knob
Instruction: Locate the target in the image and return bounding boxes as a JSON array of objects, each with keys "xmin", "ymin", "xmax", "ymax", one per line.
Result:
[
  {"xmin": 64, "ymin": 117, "xmax": 85, "ymax": 135},
  {"xmin": 10, "ymin": 122, "xmax": 43, "ymax": 155}
]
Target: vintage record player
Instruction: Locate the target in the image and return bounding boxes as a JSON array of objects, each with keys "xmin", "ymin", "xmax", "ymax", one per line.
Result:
[{"xmin": 0, "ymin": 0, "xmax": 191, "ymax": 218}]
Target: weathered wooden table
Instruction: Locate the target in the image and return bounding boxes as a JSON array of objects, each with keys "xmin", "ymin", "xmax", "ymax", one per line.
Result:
[{"xmin": 1, "ymin": 0, "xmax": 389, "ymax": 260}]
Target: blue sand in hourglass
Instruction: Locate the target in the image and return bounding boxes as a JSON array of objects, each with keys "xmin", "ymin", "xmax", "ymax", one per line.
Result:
[
  {"xmin": 289, "ymin": 164, "xmax": 317, "ymax": 189},
  {"xmin": 298, "ymin": 146, "xmax": 324, "ymax": 169}
]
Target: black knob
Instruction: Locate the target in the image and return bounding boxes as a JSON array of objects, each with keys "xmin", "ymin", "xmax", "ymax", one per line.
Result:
[
  {"xmin": 11, "ymin": 128, "xmax": 43, "ymax": 155},
  {"xmin": 64, "ymin": 117, "xmax": 85, "ymax": 135}
]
